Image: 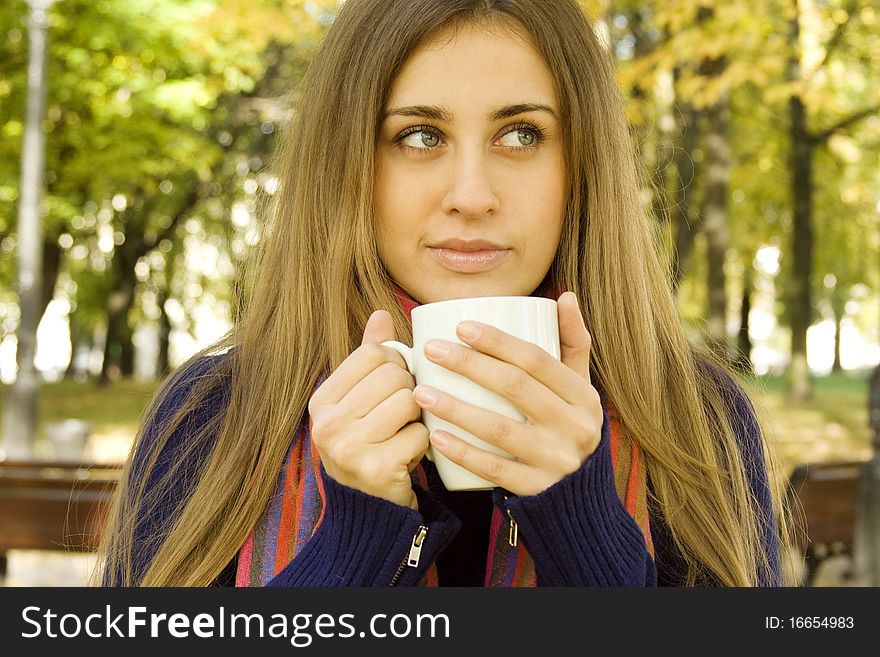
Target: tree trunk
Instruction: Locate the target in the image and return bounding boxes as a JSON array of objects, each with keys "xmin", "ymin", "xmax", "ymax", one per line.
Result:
[
  {"xmin": 157, "ymin": 287, "xmax": 171, "ymax": 379},
  {"xmin": 63, "ymin": 317, "xmax": 81, "ymax": 379},
  {"xmin": 832, "ymin": 312, "xmax": 842, "ymax": 373},
  {"xmin": 120, "ymin": 319, "xmax": 135, "ymax": 376},
  {"xmin": 787, "ymin": 3, "xmax": 814, "ymax": 401},
  {"xmin": 788, "ymin": 92, "xmax": 814, "ymax": 399},
  {"xmin": 830, "ymin": 291, "xmax": 845, "ymax": 374},
  {"xmin": 100, "ymin": 283, "xmax": 136, "ymax": 385},
  {"xmin": 734, "ymin": 264, "xmax": 754, "ymax": 374},
  {"xmin": 41, "ymin": 238, "xmax": 61, "ymax": 320},
  {"xmin": 626, "ymin": 9, "xmax": 669, "ymax": 228},
  {"xmin": 99, "ymin": 236, "xmax": 139, "ymax": 386},
  {"xmin": 671, "ymin": 3, "xmax": 713, "ymax": 293},
  {"xmin": 702, "ymin": 78, "xmax": 732, "ymax": 364},
  {"xmin": 671, "ymin": 100, "xmax": 701, "ymax": 292}
]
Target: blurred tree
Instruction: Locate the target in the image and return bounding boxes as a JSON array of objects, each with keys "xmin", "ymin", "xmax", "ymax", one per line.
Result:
[
  {"xmin": 611, "ymin": 0, "xmax": 771, "ymax": 362},
  {"xmin": 698, "ymin": 9, "xmax": 733, "ymax": 364},
  {"xmin": 782, "ymin": 0, "xmax": 879, "ymax": 399},
  {"xmin": 609, "ymin": 0, "xmax": 879, "ymax": 384},
  {"xmin": 813, "ymin": 144, "xmax": 880, "ymax": 374},
  {"xmin": 0, "ymin": 0, "xmax": 31, "ymax": 332},
  {"xmin": 1, "ymin": 0, "xmax": 337, "ymax": 384},
  {"xmin": 3, "ymin": 0, "xmax": 877, "ymax": 392}
]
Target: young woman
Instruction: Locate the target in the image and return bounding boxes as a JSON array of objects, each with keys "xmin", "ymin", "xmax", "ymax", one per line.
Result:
[{"xmin": 96, "ymin": 0, "xmax": 795, "ymax": 587}]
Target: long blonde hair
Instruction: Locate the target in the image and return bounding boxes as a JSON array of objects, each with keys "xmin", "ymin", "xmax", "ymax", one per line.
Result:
[{"xmin": 96, "ymin": 0, "xmax": 797, "ymax": 587}]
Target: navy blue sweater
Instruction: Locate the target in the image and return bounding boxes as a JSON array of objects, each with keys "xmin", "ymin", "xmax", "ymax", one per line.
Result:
[{"xmin": 113, "ymin": 354, "xmax": 780, "ymax": 587}]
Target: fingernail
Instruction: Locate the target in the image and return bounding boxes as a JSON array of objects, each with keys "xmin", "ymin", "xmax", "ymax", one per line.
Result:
[
  {"xmin": 456, "ymin": 321, "xmax": 480, "ymax": 341},
  {"xmin": 424, "ymin": 340, "xmax": 450, "ymax": 359},
  {"xmin": 430, "ymin": 431, "xmax": 448, "ymax": 448},
  {"xmin": 413, "ymin": 385, "xmax": 439, "ymax": 406}
]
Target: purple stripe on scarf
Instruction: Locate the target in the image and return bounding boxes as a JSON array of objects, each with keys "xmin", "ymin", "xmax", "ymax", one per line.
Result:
[
  {"xmin": 259, "ymin": 449, "xmax": 291, "ymax": 584},
  {"xmin": 295, "ymin": 434, "xmax": 321, "ymax": 554}
]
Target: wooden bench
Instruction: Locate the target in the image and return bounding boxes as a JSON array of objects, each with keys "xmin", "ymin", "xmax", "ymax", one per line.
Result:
[
  {"xmin": 0, "ymin": 459, "xmax": 122, "ymax": 577},
  {"xmin": 786, "ymin": 460, "xmax": 863, "ymax": 586}
]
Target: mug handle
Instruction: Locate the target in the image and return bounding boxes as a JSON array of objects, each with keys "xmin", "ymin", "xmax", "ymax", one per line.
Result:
[
  {"xmin": 380, "ymin": 340, "xmax": 414, "ymax": 372},
  {"xmin": 380, "ymin": 340, "xmax": 433, "ymax": 463}
]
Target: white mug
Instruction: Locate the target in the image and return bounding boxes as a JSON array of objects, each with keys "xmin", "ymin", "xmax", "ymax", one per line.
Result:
[{"xmin": 382, "ymin": 295, "xmax": 560, "ymax": 491}]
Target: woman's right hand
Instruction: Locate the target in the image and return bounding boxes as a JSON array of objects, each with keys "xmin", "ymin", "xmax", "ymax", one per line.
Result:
[{"xmin": 308, "ymin": 310, "xmax": 428, "ymax": 510}]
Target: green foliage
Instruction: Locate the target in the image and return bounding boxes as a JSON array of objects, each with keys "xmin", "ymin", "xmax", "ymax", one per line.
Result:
[
  {"xmin": 0, "ymin": 0, "xmax": 877, "ymax": 381},
  {"xmin": 1, "ymin": 0, "xmax": 336, "ymax": 370},
  {"xmin": 609, "ymin": 0, "xmax": 879, "ymax": 351}
]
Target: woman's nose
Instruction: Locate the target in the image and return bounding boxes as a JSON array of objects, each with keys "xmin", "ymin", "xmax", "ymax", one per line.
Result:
[{"xmin": 440, "ymin": 149, "xmax": 500, "ymax": 219}]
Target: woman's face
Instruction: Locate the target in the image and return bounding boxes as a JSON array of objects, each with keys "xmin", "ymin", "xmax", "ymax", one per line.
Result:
[{"xmin": 374, "ymin": 21, "xmax": 566, "ymax": 303}]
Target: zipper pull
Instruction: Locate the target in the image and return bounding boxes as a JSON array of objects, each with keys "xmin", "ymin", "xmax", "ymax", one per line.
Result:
[
  {"xmin": 502, "ymin": 495, "xmax": 519, "ymax": 547},
  {"xmin": 407, "ymin": 525, "xmax": 429, "ymax": 567}
]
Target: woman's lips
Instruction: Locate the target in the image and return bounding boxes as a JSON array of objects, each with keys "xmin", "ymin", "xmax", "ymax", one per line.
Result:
[{"xmin": 428, "ymin": 247, "xmax": 510, "ymax": 273}]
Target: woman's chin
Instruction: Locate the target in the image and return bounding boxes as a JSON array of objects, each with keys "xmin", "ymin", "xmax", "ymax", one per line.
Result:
[{"xmin": 417, "ymin": 285, "xmax": 531, "ymax": 303}]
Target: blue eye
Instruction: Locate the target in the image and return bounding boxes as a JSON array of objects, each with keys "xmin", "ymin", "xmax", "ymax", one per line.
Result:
[
  {"xmin": 397, "ymin": 127, "xmax": 441, "ymax": 149},
  {"xmin": 497, "ymin": 126, "xmax": 543, "ymax": 149},
  {"xmin": 393, "ymin": 122, "xmax": 545, "ymax": 153}
]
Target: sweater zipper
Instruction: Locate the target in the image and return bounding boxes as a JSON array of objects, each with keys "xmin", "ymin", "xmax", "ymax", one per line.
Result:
[{"xmin": 389, "ymin": 524, "xmax": 428, "ymax": 586}]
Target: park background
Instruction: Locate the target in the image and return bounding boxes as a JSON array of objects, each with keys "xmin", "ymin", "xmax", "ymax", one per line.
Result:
[{"xmin": 0, "ymin": 0, "xmax": 878, "ymax": 585}]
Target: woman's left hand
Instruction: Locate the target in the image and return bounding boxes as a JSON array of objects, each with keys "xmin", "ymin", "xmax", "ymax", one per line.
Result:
[{"xmin": 413, "ymin": 291, "xmax": 603, "ymax": 496}]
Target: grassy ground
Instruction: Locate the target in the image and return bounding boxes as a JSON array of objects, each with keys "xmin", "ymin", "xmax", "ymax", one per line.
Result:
[
  {"xmin": 0, "ymin": 378, "xmax": 160, "ymax": 463},
  {"xmin": 739, "ymin": 370, "xmax": 874, "ymax": 479},
  {"xmin": 1, "ymin": 369, "xmax": 875, "ymax": 470}
]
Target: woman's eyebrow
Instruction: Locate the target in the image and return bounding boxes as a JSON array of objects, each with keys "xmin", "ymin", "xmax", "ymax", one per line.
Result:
[
  {"xmin": 490, "ymin": 103, "xmax": 557, "ymax": 121},
  {"xmin": 383, "ymin": 105, "xmax": 451, "ymax": 121},
  {"xmin": 383, "ymin": 102, "xmax": 558, "ymax": 121}
]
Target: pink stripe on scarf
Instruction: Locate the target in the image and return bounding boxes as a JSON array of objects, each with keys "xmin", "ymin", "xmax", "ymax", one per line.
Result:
[{"xmin": 235, "ymin": 534, "xmax": 254, "ymax": 587}]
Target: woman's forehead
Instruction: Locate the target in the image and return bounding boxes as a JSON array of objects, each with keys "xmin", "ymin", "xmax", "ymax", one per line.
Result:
[{"xmin": 384, "ymin": 21, "xmax": 557, "ymax": 112}]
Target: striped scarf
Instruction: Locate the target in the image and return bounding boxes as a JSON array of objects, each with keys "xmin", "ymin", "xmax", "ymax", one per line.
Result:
[{"xmin": 236, "ymin": 293, "xmax": 653, "ymax": 586}]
